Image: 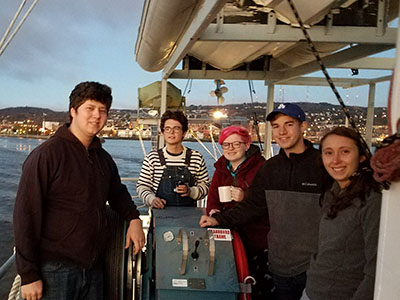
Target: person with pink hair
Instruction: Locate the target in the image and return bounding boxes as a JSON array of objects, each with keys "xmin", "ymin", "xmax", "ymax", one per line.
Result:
[{"xmin": 206, "ymin": 125, "xmax": 272, "ymax": 299}]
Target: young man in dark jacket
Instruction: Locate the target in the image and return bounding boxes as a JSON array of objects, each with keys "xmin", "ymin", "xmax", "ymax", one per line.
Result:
[
  {"xmin": 200, "ymin": 103, "xmax": 332, "ymax": 300},
  {"xmin": 14, "ymin": 81, "xmax": 145, "ymax": 300}
]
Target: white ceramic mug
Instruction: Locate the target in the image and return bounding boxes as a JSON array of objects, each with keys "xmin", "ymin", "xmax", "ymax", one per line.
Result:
[{"xmin": 218, "ymin": 186, "xmax": 232, "ymax": 203}]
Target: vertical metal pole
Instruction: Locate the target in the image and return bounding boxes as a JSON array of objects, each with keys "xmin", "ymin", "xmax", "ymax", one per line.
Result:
[
  {"xmin": 159, "ymin": 79, "xmax": 168, "ymax": 148},
  {"xmin": 366, "ymin": 83, "xmax": 376, "ymax": 149},
  {"xmin": 264, "ymin": 84, "xmax": 274, "ymax": 158},
  {"xmin": 376, "ymin": 0, "xmax": 388, "ymax": 37},
  {"xmin": 374, "ymin": 3, "xmax": 400, "ymax": 300}
]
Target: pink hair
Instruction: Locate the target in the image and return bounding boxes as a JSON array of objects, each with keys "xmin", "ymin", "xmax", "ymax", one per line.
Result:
[{"xmin": 218, "ymin": 125, "xmax": 251, "ymax": 144}]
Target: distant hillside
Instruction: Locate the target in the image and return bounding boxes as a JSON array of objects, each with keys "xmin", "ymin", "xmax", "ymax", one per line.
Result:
[
  {"xmin": 0, "ymin": 107, "xmax": 138, "ymax": 124},
  {"xmin": 0, "ymin": 102, "xmax": 387, "ymax": 126},
  {"xmin": 188, "ymin": 101, "xmax": 387, "ymax": 126},
  {"xmin": 0, "ymin": 107, "xmax": 68, "ymax": 123}
]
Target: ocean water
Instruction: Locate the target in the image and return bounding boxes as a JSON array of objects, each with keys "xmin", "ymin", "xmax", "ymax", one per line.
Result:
[{"xmin": 0, "ymin": 137, "xmax": 220, "ymax": 223}]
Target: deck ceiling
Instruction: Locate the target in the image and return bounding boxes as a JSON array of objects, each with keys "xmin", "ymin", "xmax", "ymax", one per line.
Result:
[{"xmin": 135, "ymin": 0, "xmax": 398, "ymax": 86}]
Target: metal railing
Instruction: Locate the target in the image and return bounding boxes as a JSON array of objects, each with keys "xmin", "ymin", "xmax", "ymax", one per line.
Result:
[
  {"xmin": 0, "ymin": 251, "xmax": 15, "ymax": 281},
  {"xmin": 0, "ymin": 249, "xmax": 20, "ymax": 300}
]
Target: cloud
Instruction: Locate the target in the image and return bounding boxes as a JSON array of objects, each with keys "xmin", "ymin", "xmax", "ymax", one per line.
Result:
[
  {"xmin": 0, "ymin": 0, "xmax": 391, "ymax": 110},
  {"xmin": 0, "ymin": 0, "xmax": 144, "ymax": 82}
]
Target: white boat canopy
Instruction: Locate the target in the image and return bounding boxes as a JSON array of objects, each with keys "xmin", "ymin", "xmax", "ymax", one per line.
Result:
[
  {"xmin": 135, "ymin": 0, "xmax": 398, "ymax": 80},
  {"xmin": 135, "ymin": 0, "xmax": 398, "ymax": 154}
]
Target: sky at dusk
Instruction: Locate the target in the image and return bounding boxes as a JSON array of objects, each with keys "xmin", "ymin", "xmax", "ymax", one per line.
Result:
[{"xmin": 0, "ymin": 0, "xmax": 396, "ymax": 112}]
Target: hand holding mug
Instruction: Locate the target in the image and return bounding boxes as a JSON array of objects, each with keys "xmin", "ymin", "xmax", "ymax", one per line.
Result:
[{"xmin": 231, "ymin": 187, "xmax": 244, "ymax": 202}]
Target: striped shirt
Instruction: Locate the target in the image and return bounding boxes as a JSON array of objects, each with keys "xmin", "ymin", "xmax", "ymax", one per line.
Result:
[{"xmin": 137, "ymin": 146, "xmax": 209, "ymax": 206}]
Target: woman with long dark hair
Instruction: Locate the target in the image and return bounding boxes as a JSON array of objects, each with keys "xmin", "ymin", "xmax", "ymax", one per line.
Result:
[{"xmin": 302, "ymin": 127, "xmax": 383, "ymax": 300}]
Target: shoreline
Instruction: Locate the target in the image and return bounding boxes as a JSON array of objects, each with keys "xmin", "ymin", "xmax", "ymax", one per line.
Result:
[
  {"xmin": 0, "ymin": 134, "xmax": 219, "ymax": 143},
  {"xmin": 0, "ymin": 134, "xmax": 383, "ymax": 148},
  {"xmin": 0, "ymin": 134, "xmax": 225, "ymax": 142}
]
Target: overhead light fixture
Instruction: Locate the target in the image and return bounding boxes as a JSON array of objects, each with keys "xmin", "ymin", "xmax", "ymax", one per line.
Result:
[{"xmin": 210, "ymin": 79, "xmax": 228, "ymax": 104}]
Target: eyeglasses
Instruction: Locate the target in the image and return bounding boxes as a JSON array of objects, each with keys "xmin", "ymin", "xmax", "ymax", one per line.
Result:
[
  {"xmin": 163, "ymin": 126, "xmax": 183, "ymax": 133},
  {"xmin": 221, "ymin": 141, "xmax": 245, "ymax": 150}
]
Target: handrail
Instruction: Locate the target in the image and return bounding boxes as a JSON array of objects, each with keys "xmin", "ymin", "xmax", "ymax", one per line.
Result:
[
  {"xmin": 177, "ymin": 229, "xmax": 189, "ymax": 275},
  {"xmin": 121, "ymin": 177, "xmax": 139, "ymax": 182},
  {"xmin": 204, "ymin": 230, "xmax": 215, "ymax": 276},
  {"xmin": 0, "ymin": 251, "xmax": 15, "ymax": 281}
]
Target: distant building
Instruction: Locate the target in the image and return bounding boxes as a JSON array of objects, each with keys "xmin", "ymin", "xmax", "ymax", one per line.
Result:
[{"xmin": 117, "ymin": 128, "xmax": 133, "ymax": 138}]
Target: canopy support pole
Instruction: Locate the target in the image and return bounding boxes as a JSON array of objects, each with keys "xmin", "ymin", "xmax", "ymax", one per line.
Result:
[
  {"xmin": 264, "ymin": 84, "xmax": 274, "ymax": 158},
  {"xmin": 366, "ymin": 83, "xmax": 376, "ymax": 149},
  {"xmin": 158, "ymin": 79, "xmax": 168, "ymax": 148}
]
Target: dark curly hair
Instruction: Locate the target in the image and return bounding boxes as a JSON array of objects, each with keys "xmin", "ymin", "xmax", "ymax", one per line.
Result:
[
  {"xmin": 320, "ymin": 127, "xmax": 382, "ymax": 219},
  {"xmin": 160, "ymin": 110, "xmax": 188, "ymax": 133},
  {"xmin": 69, "ymin": 81, "xmax": 112, "ymax": 120}
]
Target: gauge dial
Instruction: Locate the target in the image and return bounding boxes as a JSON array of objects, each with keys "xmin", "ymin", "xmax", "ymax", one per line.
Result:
[{"xmin": 163, "ymin": 231, "xmax": 174, "ymax": 242}]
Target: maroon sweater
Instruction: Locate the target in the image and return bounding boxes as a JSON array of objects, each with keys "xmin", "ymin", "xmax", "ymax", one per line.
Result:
[
  {"xmin": 13, "ymin": 124, "xmax": 140, "ymax": 285},
  {"xmin": 206, "ymin": 144, "xmax": 269, "ymax": 254}
]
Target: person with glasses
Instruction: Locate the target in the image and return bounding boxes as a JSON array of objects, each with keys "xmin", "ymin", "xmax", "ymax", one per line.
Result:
[
  {"xmin": 200, "ymin": 103, "xmax": 332, "ymax": 300},
  {"xmin": 206, "ymin": 125, "xmax": 272, "ymax": 299},
  {"xmin": 137, "ymin": 110, "xmax": 209, "ymax": 208}
]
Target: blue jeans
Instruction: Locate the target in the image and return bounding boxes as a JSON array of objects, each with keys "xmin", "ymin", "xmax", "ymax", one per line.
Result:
[
  {"xmin": 39, "ymin": 261, "xmax": 103, "ymax": 300},
  {"xmin": 272, "ymin": 272, "xmax": 307, "ymax": 300}
]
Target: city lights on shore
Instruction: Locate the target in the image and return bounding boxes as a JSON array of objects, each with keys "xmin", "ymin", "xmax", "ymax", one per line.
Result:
[{"xmin": 213, "ymin": 110, "xmax": 227, "ymax": 119}]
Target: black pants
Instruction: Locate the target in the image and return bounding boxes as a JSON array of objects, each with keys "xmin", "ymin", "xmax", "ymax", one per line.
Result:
[
  {"xmin": 247, "ymin": 249, "xmax": 275, "ymax": 300},
  {"xmin": 272, "ymin": 271, "xmax": 307, "ymax": 300}
]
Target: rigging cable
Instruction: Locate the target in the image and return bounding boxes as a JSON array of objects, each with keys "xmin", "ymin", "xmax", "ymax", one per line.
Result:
[
  {"xmin": 287, "ymin": 0, "xmax": 393, "ymax": 188},
  {"xmin": 182, "ymin": 79, "xmax": 192, "ymax": 96},
  {"xmin": 247, "ymin": 80, "xmax": 263, "ymax": 151},
  {"xmin": 0, "ymin": 0, "xmax": 26, "ymax": 50},
  {"xmin": 209, "ymin": 124, "xmax": 223, "ymax": 158},
  {"xmin": 0, "ymin": 0, "xmax": 40, "ymax": 57},
  {"xmin": 188, "ymin": 129, "xmax": 218, "ymax": 161},
  {"xmin": 286, "ymin": 0, "xmax": 371, "ymax": 158}
]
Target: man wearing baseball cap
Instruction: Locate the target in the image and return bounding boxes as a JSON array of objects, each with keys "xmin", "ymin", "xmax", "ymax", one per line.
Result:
[{"xmin": 201, "ymin": 103, "xmax": 332, "ymax": 300}]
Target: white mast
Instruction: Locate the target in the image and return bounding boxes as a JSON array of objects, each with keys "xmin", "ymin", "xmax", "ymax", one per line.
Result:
[{"xmin": 374, "ymin": 6, "xmax": 400, "ymax": 299}]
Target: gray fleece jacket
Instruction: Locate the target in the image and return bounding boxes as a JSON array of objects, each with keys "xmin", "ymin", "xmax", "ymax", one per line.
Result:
[{"xmin": 305, "ymin": 182, "xmax": 382, "ymax": 300}]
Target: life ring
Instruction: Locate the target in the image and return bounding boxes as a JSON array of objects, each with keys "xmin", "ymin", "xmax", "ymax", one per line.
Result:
[{"xmin": 232, "ymin": 230, "xmax": 254, "ymax": 300}]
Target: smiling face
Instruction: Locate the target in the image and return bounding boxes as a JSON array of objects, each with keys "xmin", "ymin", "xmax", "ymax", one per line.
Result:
[
  {"xmin": 321, "ymin": 134, "xmax": 366, "ymax": 189},
  {"xmin": 270, "ymin": 114, "xmax": 307, "ymax": 155},
  {"xmin": 70, "ymin": 99, "xmax": 108, "ymax": 140},
  {"xmin": 162, "ymin": 119, "xmax": 185, "ymax": 146},
  {"xmin": 222, "ymin": 133, "xmax": 250, "ymax": 166}
]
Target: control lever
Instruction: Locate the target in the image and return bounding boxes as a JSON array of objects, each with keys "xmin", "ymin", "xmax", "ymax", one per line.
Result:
[
  {"xmin": 204, "ymin": 230, "xmax": 215, "ymax": 276},
  {"xmin": 177, "ymin": 229, "xmax": 188, "ymax": 275},
  {"xmin": 191, "ymin": 240, "xmax": 200, "ymax": 260}
]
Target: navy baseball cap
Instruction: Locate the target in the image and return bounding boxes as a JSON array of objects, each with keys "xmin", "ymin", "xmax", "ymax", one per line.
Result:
[{"xmin": 266, "ymin": 103, "xmax": 306, "ymax": 122}]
